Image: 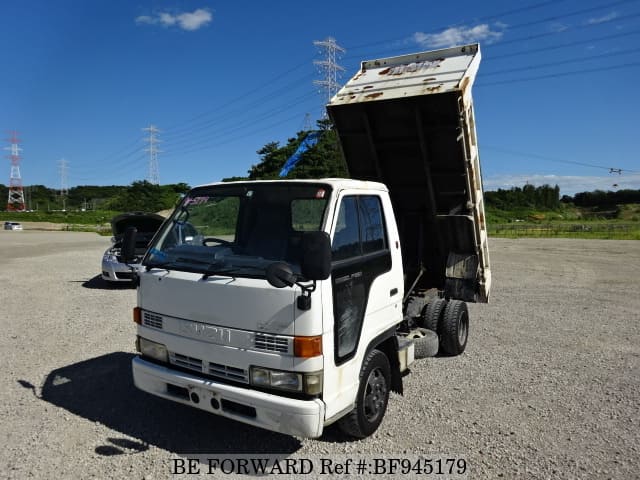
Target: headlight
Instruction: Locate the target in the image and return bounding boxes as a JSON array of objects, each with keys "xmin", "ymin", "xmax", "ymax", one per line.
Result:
[
  {"xmin": 250, "ymin": 367, "xmax": 322, "ymax": 395},
  {"xmin": 103, "ymin": 253, "xmax": 119, "ymax": 263},
  {"xmin": 137, "ymin": 337, "xmax": 168, "ymax": 363},
  {"xmin": 103, "ymin": 247, "xmax": 121, "ymax": 262}
]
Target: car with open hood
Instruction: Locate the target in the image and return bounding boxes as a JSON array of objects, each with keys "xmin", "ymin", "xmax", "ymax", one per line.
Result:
[{"xmin": 101, "ymin": 212, "xmax": 165, "ymax": 282}]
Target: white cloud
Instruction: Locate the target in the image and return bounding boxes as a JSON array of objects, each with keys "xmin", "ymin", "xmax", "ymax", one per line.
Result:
[
  {"xmin": 483, "ymin": 173, "xmax": 640, "ymax": 196},
  {"xmin": 135, "ymin": 15, "xmax": 154, "ymax": 25},
  {"xmin": 549, "ymin": 22, "xmax": 569, "ymax": 33},
  {"xmin": 413, "ymin": 24, "xmax": 504, "ymax": 49},
  {"xmin": 135, "ymin": 8, "xmax": 212, "ymax": 31},
  {"xmin": 587, "ymin": 12, "xmax": 618, "ymax": 25}
]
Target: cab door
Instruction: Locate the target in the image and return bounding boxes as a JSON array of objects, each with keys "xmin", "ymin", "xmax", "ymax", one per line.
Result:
[{"xmin": 330, "ymin": 194, "xmax": 392, "ymax": 365}]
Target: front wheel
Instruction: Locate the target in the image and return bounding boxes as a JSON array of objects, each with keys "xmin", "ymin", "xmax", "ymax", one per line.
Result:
[{"xmin": 338, "ymin": 349, "xmax": 391, "ymax": 438}]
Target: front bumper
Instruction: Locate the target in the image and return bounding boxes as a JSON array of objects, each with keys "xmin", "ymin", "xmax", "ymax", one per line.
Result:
[
  {"xmin": 132, "ymin": 356, "xmax": 326, "ymax": 438},
  {"xmin": 101, "ymin": 259, "xmax": 140, "ymax": 282}
]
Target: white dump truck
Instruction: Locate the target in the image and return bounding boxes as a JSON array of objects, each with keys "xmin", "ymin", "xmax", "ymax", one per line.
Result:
[{"xmin": 123, "ymin": 43, "xmax": 490, "ymax": 439}]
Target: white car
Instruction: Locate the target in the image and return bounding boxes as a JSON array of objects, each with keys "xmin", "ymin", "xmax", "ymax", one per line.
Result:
[
  {"xmin": 101, "ymin": 212, "xmax": 165, "ymax": 282},
  {"xmin": 4, "ymin": 221, "xmax": 23, "ymax": 230}
]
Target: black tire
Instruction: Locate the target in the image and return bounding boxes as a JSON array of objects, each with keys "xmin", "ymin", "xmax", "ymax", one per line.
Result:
[
  {"xmin": 338, "ymin": 349, "xmax": 391, "ymax": 438},
  {"xmin": 421, "ymin": 298, "xmax": 447, "ymax": 332},
  {"xmin": 439, "ymin": 299, "xmax": 469, "ymax": 356},
  {"xmin": 410, "ymin": 328, "xmax": 439, "ymax": 358}
]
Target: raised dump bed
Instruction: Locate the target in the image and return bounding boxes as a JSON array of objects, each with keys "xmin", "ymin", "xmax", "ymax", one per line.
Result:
[{"xmin": 327, "ymin": 43, "xmax": 491, "ymax": 302}]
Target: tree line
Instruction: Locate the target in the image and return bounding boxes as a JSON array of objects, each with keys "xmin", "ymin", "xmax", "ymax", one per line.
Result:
[
  {"xmin": 484, "ymin": 185, "xmax": 640, "ymax": 210},
  {"xmin": 571, "ymin": 189, "xmax": 640, "ymax": 207},
  {"xmin": 0, "ymin": 181, "xmax": 189, "ymax": 212},
  {"xmin": 484, "ymin": 184, "xmax": 561, "ymax": 210},
  {"xmin": 1, "ymin": 118, "xmax": 638, "ymax": 213}
]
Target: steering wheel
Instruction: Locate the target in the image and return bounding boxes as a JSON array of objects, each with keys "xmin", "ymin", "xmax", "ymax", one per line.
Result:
[{"xmin": 202, "ymin": 237, "xmax": 231, "ymax": 246}]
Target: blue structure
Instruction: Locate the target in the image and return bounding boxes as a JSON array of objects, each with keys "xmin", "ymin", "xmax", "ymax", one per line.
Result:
[{"xmin": 279, "ymin": 132, "xmax": 321, "ymax": 177}]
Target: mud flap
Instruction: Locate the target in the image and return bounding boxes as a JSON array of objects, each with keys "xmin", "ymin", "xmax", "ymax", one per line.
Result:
[{"xmin": 445, "ymin": 252, "xmax": 478, "ymax": 302}]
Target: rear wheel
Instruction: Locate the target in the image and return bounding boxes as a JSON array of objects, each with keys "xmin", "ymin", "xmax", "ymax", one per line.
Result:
[
  {"xmin": 439, "ymin": 300, "xmax": 469, "ymax": 356},
  {"xmin": 338, "ymin": 349, "xmax": 390, "ymax": 438},
  {"xmin": 421, "ymin": 298, "xmax": 447, "ymax": 332}
]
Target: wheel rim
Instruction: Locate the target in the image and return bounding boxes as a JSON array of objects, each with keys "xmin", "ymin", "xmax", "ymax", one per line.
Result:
[
  {"xmin": 363, "ymin": 367, "xmax": 387, "ymax": 423},
  {"xmin": 458, "ymin": 312, "xmax": 469, "ymax": 346}
]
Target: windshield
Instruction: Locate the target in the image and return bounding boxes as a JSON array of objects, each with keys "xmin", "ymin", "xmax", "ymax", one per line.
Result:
[{"xmin": 143, "ymin": 182, "xmax": 331, "ymax": 278}]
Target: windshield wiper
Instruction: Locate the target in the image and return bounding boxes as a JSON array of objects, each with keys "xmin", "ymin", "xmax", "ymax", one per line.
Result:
[
  {"xmin": 145, "ymin": 257, "xmax": 221, "ymax": 272},
  {"xmin": 144, "ymin": 256, "xmax": 257, "ymax": 280},
  {"xmin": 201, "ymin": 265, "xmax": 258, "ymax": 280}
]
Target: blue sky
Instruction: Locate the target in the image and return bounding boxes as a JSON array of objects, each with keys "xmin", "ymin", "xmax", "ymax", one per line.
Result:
[{"xmin": 1, "ymin": 0, "xmax": 639, "ymax": 195}]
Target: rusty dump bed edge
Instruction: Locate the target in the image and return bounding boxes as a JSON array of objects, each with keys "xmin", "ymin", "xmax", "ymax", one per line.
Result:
[{"xmin": 327, "ymin": 43, "xmax": 491, "ymax": 303}]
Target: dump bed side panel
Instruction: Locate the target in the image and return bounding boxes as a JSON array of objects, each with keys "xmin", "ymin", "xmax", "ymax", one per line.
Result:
[{"xmin": 327, "ymin": 44, "xmax": 490, "ymax": 302}]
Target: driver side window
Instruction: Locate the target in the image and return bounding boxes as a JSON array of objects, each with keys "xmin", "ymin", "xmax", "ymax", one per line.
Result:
[{"xmin": 331, "ymin": 197, "xmax": 360, "ymax": 261}]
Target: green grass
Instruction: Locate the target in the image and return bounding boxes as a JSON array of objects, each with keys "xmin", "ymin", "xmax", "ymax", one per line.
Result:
[
  {"xmin": 485, "ymin": 203, "xmax": 640, "ymax": 240},
  {"xmin": 0, "ymin": 210, "xmax": 118, "ymax": 234},
  {"xmin": 488, "ymin": 222, "xmax": 640, "ymax": 240},
  {"xmin": 4, "ymin": 205, "xmax": 639, "ymax": 240},
  {"xmin": 0, "ymin": 210, "xmax": 119, "ymax": 224}
]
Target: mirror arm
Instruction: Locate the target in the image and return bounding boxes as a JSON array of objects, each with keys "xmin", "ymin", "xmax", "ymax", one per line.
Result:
[{"xmin": 295, "ymin": 280, "xmax": 316, "ymax": 311}]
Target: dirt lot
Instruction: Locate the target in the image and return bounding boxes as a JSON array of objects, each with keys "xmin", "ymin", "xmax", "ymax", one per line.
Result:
[{"xmin": 0, "ymin": 231, "xmax": 638, "ymax": 479}]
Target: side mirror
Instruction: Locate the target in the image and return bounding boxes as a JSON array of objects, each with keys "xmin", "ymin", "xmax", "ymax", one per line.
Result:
[
  {"xmin": 301, "ymin": 231, "xmax": 332, "ymax": 281},
  {"xmin": 266, "ymin": 262, "xmax": 296, "ymax": 288},
  {"xmin": 121, "ymin": 227, "xmax": 138, "ymax": 263}
]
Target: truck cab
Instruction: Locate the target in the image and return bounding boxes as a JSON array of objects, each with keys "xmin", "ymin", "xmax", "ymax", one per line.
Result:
[{"xmin": 131, "ymin": 179, "xmax": 406, "ymax": 438}]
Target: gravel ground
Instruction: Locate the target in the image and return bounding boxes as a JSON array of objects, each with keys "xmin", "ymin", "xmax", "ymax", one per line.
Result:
[{"xmin": 0, "ymin": 231, "xmax": 638, "ymax": 479}]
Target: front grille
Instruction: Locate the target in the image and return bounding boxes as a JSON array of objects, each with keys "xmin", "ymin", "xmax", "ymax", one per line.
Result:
[
  {"xmin": 170, "ymin": 352, "xmax": 203, "ymax": 372},
  {"xmin": 168, "ymin": 352, "xmax": 248, "ymax": 383},
  {"xmin": 209, "ymin": 363, "xmax": 248, "ymax": 383},
  {"xmin": 254, "ymin": 332, "xmax": 290, "ymax": 354},
  {"xmin": 142, "ymin": 311, "xmax": 163, "ymax": 329}
]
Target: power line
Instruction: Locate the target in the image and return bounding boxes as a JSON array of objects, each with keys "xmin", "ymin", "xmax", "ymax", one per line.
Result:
[
  {"xmin": 53, "ymin": 1, "xmax": 640, "ymax": 185},
  {"xmin": 163, "ymin": 97, "xmax": 318, "ymax": 158},
  {"xmin": 164, "ymin": 109, "xmax": 310, "ymax": 158},
  {"xmin": 481, "ymin": 47, "xmax": 639, "ymax": 77},
  {"xmin": 162, "ymin": 59, "xmax": 314, "ymax": 133},
  {"xmin": 162, "ymin": 72, "xmax": 316, "ymax": 141},
  {"xmin": 345, "ymin": 0, "xmax": 571, "ymax": 52},
  {"xmin": 476, "ymin": 61, "xmax": 640, "ymax": 86},
  {"xmin": 488, "ymin": 10, "xmax": 640, "ymax": 49},
  {"xmin": 342, "ymin": 0, "xmax": 636, "ymax": 59},
  {"xmin": 94, "ymin": 3, "xmax": 639, "ymax": 169},
  {"xmin": 483, "ymin": 145, "xmax": 640, "ymax": 174},
  {"xmin": 163, "ymin": 90, "xmax": 317, "ymax": 150},
  {"xmin": 497, "ymin": 0, "xmax": 638, "ymax": 32},
  {"xmin": 485, "ymin": 28, "xmax": 640, "ymax": 61}
]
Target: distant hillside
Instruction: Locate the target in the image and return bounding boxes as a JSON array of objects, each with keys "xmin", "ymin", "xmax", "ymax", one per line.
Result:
[
  {"xmin": 484, "ymin": 185, "xmax": 640, "ymax": 223},
  {"xmin": 0, "ymin": 181, "xmax": 190, "ymax": 213}
]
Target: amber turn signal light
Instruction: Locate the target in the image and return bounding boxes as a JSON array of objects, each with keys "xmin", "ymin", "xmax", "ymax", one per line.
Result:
[
  {"xmin": 133, "ymin": 307, "xmax": 142, "ymax": 324},
  {"xmin": 294, "ymin": 335, "xmax": 322, "ymax": 358}
]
